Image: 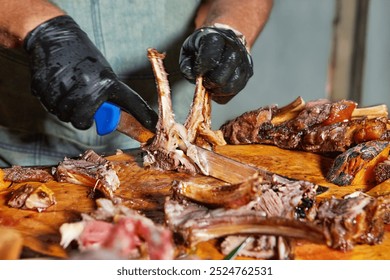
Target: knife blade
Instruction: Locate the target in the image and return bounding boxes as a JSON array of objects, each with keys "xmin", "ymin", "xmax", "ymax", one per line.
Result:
[{"xmin": 94, "ymin": 102, "xmax": 328, "ymax": 193}]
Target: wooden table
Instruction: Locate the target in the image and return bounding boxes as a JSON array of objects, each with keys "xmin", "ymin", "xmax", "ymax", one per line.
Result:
[{"xmin": 1, "ymin": 144, "xmax": 389, "ymax": 259}]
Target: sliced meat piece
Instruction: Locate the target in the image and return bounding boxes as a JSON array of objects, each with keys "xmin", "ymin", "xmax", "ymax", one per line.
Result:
[
  {"xmin": 184, "ymin": 77, "xmax": 226, "ymax": 149},
  {"xmin": 287, "ymin": 100, "xmax": 354, "ymax": 131},
  {"xmin": 3, "ymin": 166, "xmax": 54, "ymax": 183},
  {"xmin": 53, "ymin": 150, "xmax": 120, "ymax": 200},
  {"xmin": 301, "ymin": 117, "xmax": 387, "ymax": 153},
  {"xmin": 221, "ymin": 105, "xmax": 276, "ymax": 144},
  {"xmin": 220, "ymin": 96, "xmax": 306, "ymax": 145}
]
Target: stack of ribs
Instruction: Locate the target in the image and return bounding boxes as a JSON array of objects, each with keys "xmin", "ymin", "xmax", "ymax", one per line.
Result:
[{"xmin": 221, "ymin": 97, "xmax": 389, "ymax": 153}]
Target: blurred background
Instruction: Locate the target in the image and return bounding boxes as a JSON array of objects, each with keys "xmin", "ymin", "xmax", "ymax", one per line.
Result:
[{"xmin": 211, "ymin": 0, "xmax": 390, "ymax": 128}]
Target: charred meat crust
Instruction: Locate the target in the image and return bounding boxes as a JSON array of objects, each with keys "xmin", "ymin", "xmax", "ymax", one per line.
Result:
[{"xmin": 326, "ymin": 141, "xmax": 390, "ymax": 186}]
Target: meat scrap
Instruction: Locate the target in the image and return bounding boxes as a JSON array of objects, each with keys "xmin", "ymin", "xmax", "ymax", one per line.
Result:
[
  {"xmin": 53, "ymin": 150, "xmax": 120, "ymax": 200},
  {"xmin": 3, "ymin": 166, "xmax": 54, "ymax": 183},
  {"xmin": 184, "ymin": 77, "xmax": 226, "ymax": 149},
  {"xmin": 221, "ymin": 97, "xmax": 389, "ymax": 153},
  {"xmin": 315, "ymin": 192, "xmax": 388, "ymax": 251},
  {"xmin": 60, "ymin": 198, "xmax": 174, "ymax": 260},
  {"xmin": 1, "ymin": 150, "xmax": 120, "ymax": 202},
  {"xmin": 374, "ymin": 159, "xmax": 390, "ymax": 184},
  {"xmin": 7, "ymin": 183, "xmax": 56, "ymax": 212}
]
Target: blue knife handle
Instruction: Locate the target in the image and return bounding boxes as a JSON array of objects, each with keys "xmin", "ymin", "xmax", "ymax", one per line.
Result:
[{"xmin": 94, "ymin": 102, "xmax": 121, "ymax": 135}]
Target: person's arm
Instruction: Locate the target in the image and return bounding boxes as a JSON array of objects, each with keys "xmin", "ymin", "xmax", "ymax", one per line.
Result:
[
  {"xmin": 179, "ymin": 0, "xmax": 273, "ymax": 104},
  {"xmin": 0, "ymin": 0, "xmax": 64, "ymax": 48},
  {"xmin": 195, "ymin": 0, "xmax": 273, "ymax": 48},
  {"xmin": 0, "ymin": 0, "xmax": 158, "ymax": 131}
]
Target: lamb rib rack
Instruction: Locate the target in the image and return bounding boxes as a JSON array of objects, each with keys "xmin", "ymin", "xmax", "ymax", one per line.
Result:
[
  {"xmin": 142, "ymin": 49, "xmax": 199, "ymax": 174},
  {"xmin": 184, "ymin": 77, "xmax": 226, "ymax": 149},
  {"xmin": 142, "ymin": 48, "xmax": 228, "ymax": 176}
]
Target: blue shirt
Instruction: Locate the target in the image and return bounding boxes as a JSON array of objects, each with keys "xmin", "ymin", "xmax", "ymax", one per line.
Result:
[{"xmin": 0, "ymin": 0, "xmax": 200, "ymax": 166}]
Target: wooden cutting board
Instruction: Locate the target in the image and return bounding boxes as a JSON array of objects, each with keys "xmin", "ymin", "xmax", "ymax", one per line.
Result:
[{"xmin": 1, "ymin": 144, "xmax": 390, "ymax": 260}]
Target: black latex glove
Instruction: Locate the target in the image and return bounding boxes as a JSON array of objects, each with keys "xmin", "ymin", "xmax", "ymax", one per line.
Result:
[
  {"xmin": 24, "ymin": 15, "xmax": 158, "ymax": 131},
  {"xmin": 179, "ymin": 26, "xmax": 253, "ymax": 104}
]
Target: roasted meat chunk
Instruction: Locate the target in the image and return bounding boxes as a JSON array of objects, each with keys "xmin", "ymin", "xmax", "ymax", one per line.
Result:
[
  {"xmin": 315, "ymin": 192, "xmax": 387, "ymax": 251},
  {"xmin": 7, "ymin": 183, "xmax": 56, "ymax": 212},
  {"xmin": 326, "ymin": 141, "xmax": 390, "ymax": 186},
  {"xmin": 53, "ymin": 150, "xmax": 120, "ymax": 200}
]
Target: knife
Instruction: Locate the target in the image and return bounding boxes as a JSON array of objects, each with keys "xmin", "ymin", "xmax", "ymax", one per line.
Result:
[
  {"xmin": 94, "ymin": 102, "xmax": 155, "ymax": 144},
  {"xmin": 94, "ymin": 102, "xmax": 329, "ymax": 193},
  {"xmin": 94, "ymin": 102, "xmax": 259, "ymax": 183}
]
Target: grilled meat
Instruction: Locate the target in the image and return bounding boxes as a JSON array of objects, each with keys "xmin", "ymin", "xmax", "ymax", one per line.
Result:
[
  {"xmin": 221, "ymin": 97, "xmax": 388, "ymax": 153},
  {"xmin": 326, "ymin": 141, "xmax": 390, "ymax": 186},
  {"xmin": 7, "ymin": 183, "xmax": 56, "ymax": 212},
  {"xmin": 165, "ymin": 174, "xmax": 322, "ymax": 259},
  {"xmin": 315, "ymin": 192, "xmax": 387, "ymax": 250},
  {"xmin": 3, "ymin": 166, "xmax": 53, "ymax": 183},
  {"xmin": 53, "ymin": 150, "xmax": 120, "ymax": 200}
]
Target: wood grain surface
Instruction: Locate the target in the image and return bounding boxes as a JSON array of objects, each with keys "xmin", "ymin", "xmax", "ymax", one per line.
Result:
[{"xmin": 1, "ymin": 145, "xmax": 389, "ymax": 260}]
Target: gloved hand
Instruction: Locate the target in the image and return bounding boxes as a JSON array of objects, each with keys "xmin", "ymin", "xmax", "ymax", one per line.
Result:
[
  {"xmin": 24, "ymin": 15, "xmax": 158, "ymax": 131},
  {"xmin": 179, "ymin": 26, "xmax": 253, "ymax": 104}
]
